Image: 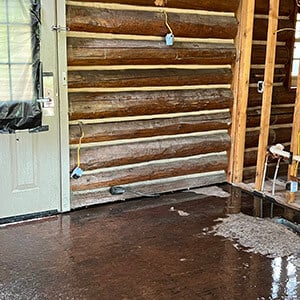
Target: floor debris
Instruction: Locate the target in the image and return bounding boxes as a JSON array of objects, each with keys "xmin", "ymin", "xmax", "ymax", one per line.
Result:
[
  {"xmin": 169, "ymin": 206, "xmax": 190, "ymax": 216},
  {"xmin": 189, "ymin": 186, "xmax": 230, "ymax": 198},
  {"xmin": 209, "ymin": 213, "xmax": 300, "ymax": 258}
]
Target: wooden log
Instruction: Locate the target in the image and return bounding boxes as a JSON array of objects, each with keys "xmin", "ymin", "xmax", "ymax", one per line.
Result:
[
  {"xmin": 243, "ymin": 164, "xmax": 289, "ymax": 181},
  {"xmin": 244, "ymin": 149, "xmax": 258, "ymax": 167},
  {"xmin": 251, "ymin": 45, "xmax": 289, "ymax": 65},
  {"xmin": 67, "ymin": 38, "xmax": 236, "ymax": 66},
  {"xmin": 248, "ymin": 87, "xmax": 296, "ymax": 107},
  {"xmin": 245, "ymin": 127, "xmax": 292, "ymax": 149},
  {"xmin": 66, "ymin": 6, "xmax": 238, "ymax": 39},
  {"xmin": 255, "ymin": 0, "xmax": 295, "ymax": 16},
  {"xmin": 253, "ymin": 18, "xmax": 295, "ymax": 42},
  {"xmin": 68, "ymin": 68, "xmax": 232, "ymax": 89},
  {"xmin": 246, "ymin": 107, "xmax": 294, "ymax": 128},
  {"xmin": 69, "ymin": 132, "xmax": 231, "ymax": 170},
  {"xmin": 250, "ymin": 67, "xmax": 286, "ymax": 84},
  {"xmin": 68, "ymin": 88, "xmax": 233, "ymax": 120},
  {"xmin": 71, "ymin": 171, "xmax": 227, "ymax": 209},
  {"xmin": 67, "ymin": 0, "xmax": 240, "ymax": 13},
  {"xmin": 71, "ymin": 153, "xmax": 228, "ymax": 191},
  {"xmin": 69, "ymin": 112, "xmax": 231, "ymax": 144}
]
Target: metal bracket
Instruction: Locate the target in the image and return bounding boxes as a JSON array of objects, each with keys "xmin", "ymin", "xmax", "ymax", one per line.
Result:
[{"xmin": 51, "ymin": 25, "xmax": 70, "ymax": 32}]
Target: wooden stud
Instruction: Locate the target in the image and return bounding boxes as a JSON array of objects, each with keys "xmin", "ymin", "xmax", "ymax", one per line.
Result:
[
  {"xmin": 228, "ymin": 0, "xmax": 255, "ymax": 183},
  {"xmin": 255, "ymin": 0, "xmax": 280, "ymax": 191},
  {"xmin": 288, "ymin": 63, "xmax": 300, "ymax": 183}
]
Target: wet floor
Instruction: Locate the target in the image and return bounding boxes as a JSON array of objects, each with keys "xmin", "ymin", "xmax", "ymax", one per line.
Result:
[{"xmin": 1, "ymin": 184, "xmax": 300, "ymax": 299}]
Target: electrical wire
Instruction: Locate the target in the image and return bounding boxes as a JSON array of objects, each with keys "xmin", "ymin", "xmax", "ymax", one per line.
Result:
[
  {"xmin": 261, "ymin": 152, "xmax": 270, "ymax": 192},
  {"xmin": 163, "ymin": 10, "xmax": 173, "ymax": 35},
  {"xmin": 77, "ymin": 122, "xmax": 84, "ymax": 168},
  {"xmin": 272, "ymin": 157, "xmax": 281, "ymax": 196},
  {"xmin": 275, "ymin": 28, "xmax": 296, "ymax": 34}
]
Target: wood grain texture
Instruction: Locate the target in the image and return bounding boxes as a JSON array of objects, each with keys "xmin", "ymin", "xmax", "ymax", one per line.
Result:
[
  {"xmin": 255, "ymin": 0, "xmax": 295, "ymax": 16},
  {"xmin": 71, "ymin": 171, "xmax": 227, "ymax": 209},
  {"xmin": 67, "ymin": 38, "xmax": 236, "ymax": 66},
  {"xmin": 68, "ymin": 88, "xmax": 233, "ymax": 120},
  {"xmin": 69, "ymin": 112, "xmax": 231, "ymax": 144},
  {"xmin": 67, "ymin": 0, "xmax": 240, "ymax": 13},
  {"xmin": 255, "ymin": 0, "xmax": 280, "ymax": 191},
  {"xmin": 70, "ymin": 132, "xmax": 231, "ymax": 170},
  {"xmin": 245, "ymin": 127, "xmax": 292, "ymax": 149},
  {"xmin": 251, "ymin": 45, "xmax": 289, "ymax": 65},
  {"xmin": 66, "ymin": 6, "xmax": 238, "ymax": 39},
  {"xmin": 68, "ymin": 68, "xmax": 232, "ymax": 89},
  {"xmin": 253, "ymin": 18, "xmax": 295, "ymax": 42},
  {"xmin": 246, "ymin": 107, "xmax": 293, "ymax": 128},
  {"xmin": 71, "ymin": 153, "xmax": 228, "ymax": 191},
  {"xmin": 228, "ymin": 0, "xmax": 255, "ymax": 183},
  {"xmin": 250, "ymin": 67, "xmax": 286, "ymax": 84},
  {"xmin": 247, "ymin": 87, "xmax": 296, "ymax": 107}
]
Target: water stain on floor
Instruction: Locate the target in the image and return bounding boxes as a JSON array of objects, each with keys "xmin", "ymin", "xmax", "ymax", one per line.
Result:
[{"xmin": 0, "ymin": 184, "xmax": 300, "ymax": 299}]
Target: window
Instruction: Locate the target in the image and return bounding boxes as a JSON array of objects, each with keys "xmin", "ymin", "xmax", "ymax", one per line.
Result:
[
  {"xmin": 0, "ymin": 0, "xmax": 42, "ymax": 132},
  {"xmin": 0, "ymin": 0, "xmax": 40, "ymax": 102}
]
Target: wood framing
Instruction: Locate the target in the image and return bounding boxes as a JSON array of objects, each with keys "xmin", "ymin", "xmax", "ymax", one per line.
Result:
[
  {"xmin": 255, "ymin": 0, "xmax": 280, "ymax": 190},
  {"xmin": 228, "ymin": 0, "xmax": 255, "ymax": 183},
  {"xmin": 289, "ymin": 68, "xmax": 300, "ymax": 180}
]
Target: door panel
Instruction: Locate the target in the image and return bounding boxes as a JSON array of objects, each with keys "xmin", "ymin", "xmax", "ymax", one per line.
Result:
[{"xmin": 0, "ymin": 0, "xmax": 61, "ymax": 219}]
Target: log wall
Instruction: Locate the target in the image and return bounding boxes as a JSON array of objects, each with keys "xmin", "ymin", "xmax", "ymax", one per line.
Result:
[
  {"xmin": 66, "ymin": 0, "xmax": 238, "ymax": 208},
  {"xmin": 243, "ymin": 0, "xmax": 297, "ymax": 180}
]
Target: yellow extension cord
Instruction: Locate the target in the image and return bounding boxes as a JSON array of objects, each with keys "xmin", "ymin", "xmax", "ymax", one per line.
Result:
[{"xmin": 77, "ymin": 122, "xmax": 84, "ymax": 168}]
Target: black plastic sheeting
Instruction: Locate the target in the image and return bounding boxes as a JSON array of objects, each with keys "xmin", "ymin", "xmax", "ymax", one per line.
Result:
[
  {"xmin": 0, "ymin": 0, "xmax": 42, "ymax": 133},
  {"xmin": 0, "ymin": 101, "xmax": 42, "ymax": 133}
]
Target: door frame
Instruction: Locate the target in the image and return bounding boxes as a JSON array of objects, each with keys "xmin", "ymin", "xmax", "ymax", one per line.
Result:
[{"xmin": 55, "ymin": 0, "xmax": 70, "ymax": 212}]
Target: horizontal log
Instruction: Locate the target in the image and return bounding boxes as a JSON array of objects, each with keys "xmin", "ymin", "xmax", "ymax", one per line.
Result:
[
  {"xmin": 70, "ymin": 132, "xmax": 231, "ymax": 170},
  {"xmin": 68, "ymin": 68, "xmax": 232, "ymax": 89},
  {"xmin": 245, "ymin": 127, "xmax": 292, "ymax": 149},
  {"xmin": 243, "ymin": 149, "xmax": 287, "ymax": 167},
  {"xmin": 246, "ymin": 110, "xmax": 293, "ymax": 128},
  {"xmin": 250, "ymin": 68, "xmax": 286, "ymax": 84},
  {"xmin": 255, "ymin": 0, "xmax": 295, "ymax": 16},
  {"xmin": 248, "ymin": 87, "xmax": 296, "ymax": 107},
  {"xmin": 253, "ymin": 18, "xmax": 295, "ymax": 42},
  {"xmin": 67, "ymin": 38, "xmax": 236, "ymax": 66},
  {"xmin": 69, "ymin": 112, "xmax": 231, "ymax": 144},
  {"xmin": 71, "ymin": 153, "xmax": 228, "ymax": 191},
  {"xmin": 71, "ymin": 171, "xmax": 227, "ymax": 209},
  {"xmin": 244, "ymin": 149, "xmax": 258, "ymax": 168},
  {"xmin": 251, "ymin": 45, "xmax": 290, "ymax": 65},
  {"xmin": 68, "ymin": 88, "xmax": 233, "ymax": 120},
  {"xmin": 67, "ymin": 0, "xmax": 240, "ymax": 13},
  {"xmin": 243, "ymin": 163, "xmax": 288, "ymax": 182},
  {"xmin": 66, "ymin": 6, "xmax": 238, "ymax": 39}
]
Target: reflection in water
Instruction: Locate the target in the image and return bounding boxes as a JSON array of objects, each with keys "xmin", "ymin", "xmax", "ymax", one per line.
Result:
[
  {"xmin": 272, "ymin": 257, "xmax": 282, "ymax": 298},
  {"xmin": 286, "ymin": 260, "xmax": 297, "ymax": 298},
  {"xmin": 271, "ymin": 256, "xmax": 298, "ymax": 299}
]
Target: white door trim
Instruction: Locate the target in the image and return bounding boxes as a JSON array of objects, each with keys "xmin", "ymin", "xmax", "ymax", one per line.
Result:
[{"xmin": 56, "ymin": 0, "xmax": 70, "ymax": 212}]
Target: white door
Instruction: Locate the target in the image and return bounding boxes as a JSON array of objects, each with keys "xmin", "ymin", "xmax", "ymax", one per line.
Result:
[{"xmin": 0, "ymin": 0, "xmax": 63, "ymax": 219}]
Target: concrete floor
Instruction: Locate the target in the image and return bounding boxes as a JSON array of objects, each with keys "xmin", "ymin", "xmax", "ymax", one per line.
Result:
[{"xmin": 0, "ymin": 185, "xmax": 300, "ymax": 299}]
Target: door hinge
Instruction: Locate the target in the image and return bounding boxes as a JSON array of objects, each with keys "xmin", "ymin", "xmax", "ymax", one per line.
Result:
[{"xmin": 51, "ymin": 25, "xmax": 70, "ymax": 32}]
